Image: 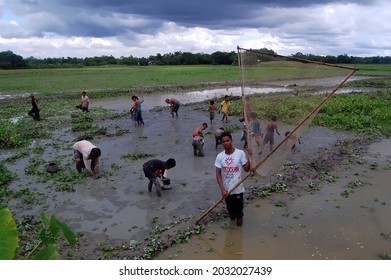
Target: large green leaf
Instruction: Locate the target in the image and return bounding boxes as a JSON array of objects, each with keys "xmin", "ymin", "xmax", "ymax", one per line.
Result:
[
  {"xmin": 48, "ymin": 215, "xmax": 61, "ymax": 238},
  {"xmin": 0, "ymin": 208, "xmax": 19, "ymax": 260},
  {"xmin": 60, "ymin": 222, "xmax": 77, "ymax": 246},
  {"xmin": 32, "ymin": 244, "xmax": 60, "ymax": 260}
]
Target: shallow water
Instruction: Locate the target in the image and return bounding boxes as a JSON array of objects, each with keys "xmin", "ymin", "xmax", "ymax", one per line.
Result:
[
  {"xmin": 2, "ymin": 80, "xmax": 388, "ymax": 259},
  {"xmin": 155, "ymin": 139, "xmax": 391, "ymax": 260},
  {"xmin": 91, "ymin": 87, "xmax": 289, "ymax": 112}
]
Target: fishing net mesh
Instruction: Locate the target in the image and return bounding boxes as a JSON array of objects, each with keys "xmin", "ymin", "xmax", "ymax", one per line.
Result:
[{"xmin": 237, "ymin": 47, "xmax": 357, "ymax": 178}]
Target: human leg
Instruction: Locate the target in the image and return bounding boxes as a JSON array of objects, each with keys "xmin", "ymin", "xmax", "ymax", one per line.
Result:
[
  {"xmin": 28, "ymin": 108, "xmax": 36, "ymax": 120},
  {"xmin": 269, "ymin": 136, "xmax": 275, "ymax": 151},
  {"xmin": 74, "ymin": 149, "xmax": 83, "ymax": 173},
  {"xmin": 226, "ymin": 193, "xmax": 244, "ymax": 226},
  {"xmin": 174, "ymin": 103, "xmax": 180, "ymax": 118},
  {"xmin": 192, "ymin": 141, "xmax": 197, "ymax": 155},
  {"xmin": 154, "ymin": 178, "xmax": 162, "ymax": 197},
  {"xmin": 143, "ymin": 165, "xmax": 160, "ymax": 196},
  {"xmin": 197, "ymin": 141, "xmax": 205, "ymax": 157}
]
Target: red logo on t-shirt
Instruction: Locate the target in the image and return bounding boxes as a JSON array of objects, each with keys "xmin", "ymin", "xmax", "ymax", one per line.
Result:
[{"xmin": 225, "ymin": 157, "xmax": 234, "ymax": 166}]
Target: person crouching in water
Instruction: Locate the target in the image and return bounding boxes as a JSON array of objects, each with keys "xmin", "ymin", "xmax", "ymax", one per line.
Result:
[
  {"xmin": 192, "ymin": 123, "xmax": 208, "ymax": 157},
  {"xmin": 73, "ymin": 140, "xmax": 101, "ymax": 178},
  {"xmin": 142, "ymin": 158, "xmax": 176, "ymax": 197}
]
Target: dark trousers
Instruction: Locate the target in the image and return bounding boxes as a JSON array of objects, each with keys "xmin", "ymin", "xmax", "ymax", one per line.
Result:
[{"xmin": 225, "ymin": 193, "xmax": 244, "ymax": 219}]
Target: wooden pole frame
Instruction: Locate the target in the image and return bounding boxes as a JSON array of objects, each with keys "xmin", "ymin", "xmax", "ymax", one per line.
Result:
[{"xmin": 195, "ymin": 47, "xmax": 358, "ymax": 224}]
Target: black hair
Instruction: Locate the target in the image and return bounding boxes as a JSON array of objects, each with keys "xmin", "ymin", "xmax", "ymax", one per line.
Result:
[
  {"xmin": 210, "ymin": 100, "xmax": 214, "ymax": 105},
  {"xmin": 271, "ymin": 115, "xmax": 277, "ymax": 121},
  {"xmin": 202, "ymin": 122, "xmax": 208, "ymax": 128},
  {"xmin": 166, "ymin": 158, "xmax": 176, "ymax": 168},
  {"xmin": 219, "ymin": 131, "xmax": 232, "ymax": 141},
  {"xmin": 90, "ymin": 148, "xmax": 101, "ymax": 158}
]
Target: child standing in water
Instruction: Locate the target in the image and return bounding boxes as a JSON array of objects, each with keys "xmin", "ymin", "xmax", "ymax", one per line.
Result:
[
  {"xmin": 250, "ymin": 112, "xmax": 262, "ymax": 147},
  {"xmin": 259, "ymin": 115, "xmax": 280, "ymax": 154},
  {"xmin": 209, "ymin": 100, "xmax": 215, "ymax": 124},
  {"xmin": 220, "ymin": 95, "xmax": 230, "ymax": 123}
]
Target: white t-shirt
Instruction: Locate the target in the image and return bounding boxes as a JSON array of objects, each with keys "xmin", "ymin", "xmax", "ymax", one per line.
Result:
[
  {"xmin": 73, "ymin": 140, "xmax": 96, "ymax": 159},
  {"xmin": 214, "ymin": 148, "xmax": 248, "ymax": 194}
]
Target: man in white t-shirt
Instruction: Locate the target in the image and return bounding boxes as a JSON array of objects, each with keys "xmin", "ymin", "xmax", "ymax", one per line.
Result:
[
  {"xmin": 73, "ymin": 140, "xmax": 101, "ymax": 178},
  {"xmin": 215, "ymin": 131, "xmax": 250, "ymax": 226}
]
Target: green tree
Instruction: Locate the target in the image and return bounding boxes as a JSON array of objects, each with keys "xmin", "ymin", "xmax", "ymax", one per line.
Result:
[{"xmin": 0, "ymin": 50, "xmax": 26, "ymax": 69}]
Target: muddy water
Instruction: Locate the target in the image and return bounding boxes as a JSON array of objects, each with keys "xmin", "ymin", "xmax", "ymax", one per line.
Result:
[
  {"xmin": 2, "ymin": 83, "xmax": 388, "ymax": 259},
  {"xmin": 155, "ymin": 139, "xmax": 391, "ymax": 260},
  {"xmin": 91, "ymin": 87, "xmax": 289, "ymax": 112}
]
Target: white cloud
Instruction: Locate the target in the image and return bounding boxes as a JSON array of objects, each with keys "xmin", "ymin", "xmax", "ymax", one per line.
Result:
[{"xmin": 1, "ymin": 0, "xmax": 390, "ymax": 58}]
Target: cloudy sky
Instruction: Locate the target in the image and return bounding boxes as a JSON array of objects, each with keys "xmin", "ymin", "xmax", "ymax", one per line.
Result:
[{"xmin": 0, "ymin": 0, "xmax": 389, "ymax": 58}]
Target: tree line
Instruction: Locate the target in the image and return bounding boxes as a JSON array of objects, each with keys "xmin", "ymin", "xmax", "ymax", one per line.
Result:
[{"xmin": 1, "ymin": 49, "xmax": 391, "ymax": 70}]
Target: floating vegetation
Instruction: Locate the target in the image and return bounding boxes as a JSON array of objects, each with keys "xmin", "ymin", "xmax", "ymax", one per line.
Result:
[
  {"xmin": 274, "ymin": 200, "xmax": 287, "ymax": 208},
  {"xmin": 304, "ymin": 182, "xmax": 320, "ymax": 194},
  {"xmin": 348, "ymin": 179, "xmax": 365, "ymax": 189},
  {"xmin": 380, "ymin": 233, "xmax": 391, "ymax": 240},
  {"xmin": 121, "ymin": 153, "xmax": 154, "ymax": 161},
  {"xmin": 250, "ymin": 181, "xmax": 287, "ymax": 198},
  {"xmin": 319, "ymin": 171, "xmax": 339, "ymax": 183}
]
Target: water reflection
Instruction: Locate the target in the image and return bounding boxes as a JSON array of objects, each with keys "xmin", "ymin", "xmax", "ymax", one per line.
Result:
[{"xmin": 92, "ymin": 87, "xmax": 290, "ymax": 111}]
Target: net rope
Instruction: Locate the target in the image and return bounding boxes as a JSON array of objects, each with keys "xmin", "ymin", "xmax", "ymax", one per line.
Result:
[
  {"xmin": 238, "ymin": 46, "xmax": 358, "ymax": 177},
  {"xmin": 196, "ymin": 47, "xmax": 357, "ymax": 223}
]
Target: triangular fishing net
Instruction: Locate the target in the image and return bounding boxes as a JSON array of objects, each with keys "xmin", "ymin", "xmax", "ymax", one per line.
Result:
[
  {"xmin": 196, "ymin": 47, "xmax": 357, "ymax": 224},
  {"xmin": 237, "ymin": 46, "xmax": 358, "ymax": 178}
]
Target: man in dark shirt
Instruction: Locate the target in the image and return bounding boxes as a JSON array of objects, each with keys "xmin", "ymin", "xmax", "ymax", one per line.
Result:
[
  {"xmin": 28, "ymin": 94, "xmax": 41, "ymax": 121},
  {"xmin": 142, "ymin": 158, "xmax": 176, "ymax": 197}
]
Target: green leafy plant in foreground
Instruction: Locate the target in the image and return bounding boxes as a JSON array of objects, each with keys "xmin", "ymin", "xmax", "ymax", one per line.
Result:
[{"xmin": 0, "ymin": 208, "xmax": 77, "ymax": 260}]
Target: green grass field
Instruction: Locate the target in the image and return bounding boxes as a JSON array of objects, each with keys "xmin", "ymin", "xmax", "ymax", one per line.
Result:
[
  {"xmin": 1, "ymin": 63, "xmax": 389, "ymax": 97},
  {"xmin": 0, "ymin": 64, "xmax": 390, "ymax": 151},
  {"xmin": 0, "ymin": 65, "xmax": 240, "ymax": 96}
]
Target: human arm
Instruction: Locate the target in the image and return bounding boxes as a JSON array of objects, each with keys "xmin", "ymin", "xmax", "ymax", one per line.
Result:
[
  {"xmin": 243, "ymin": 159, "xmax": 251, "ymax": 173},
  {"xmin": 93, "ymin": 157, "xmax": 100, "ymax": 178},
  {"xmin": 216, "ymin": 167, "xmax": 228, "ymax": 198},
  {"xmin": 83, "ymin": 156, "xmax": 94, "ymax": 176},
  {"xmin": 34, "ymin": 99, "xmax": 40, "ymax": 110},
  {"xmin": 241, "ymin": 150, "xmax": 251, "ymax": 173}
]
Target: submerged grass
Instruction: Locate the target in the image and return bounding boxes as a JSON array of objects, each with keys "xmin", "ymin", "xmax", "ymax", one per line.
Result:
[{"xmin": 0, "ymin": 98, "xmax": 122, "ymax": 149}]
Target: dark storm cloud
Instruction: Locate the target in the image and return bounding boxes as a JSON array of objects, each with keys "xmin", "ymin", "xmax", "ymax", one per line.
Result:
[
  {"xmin": 3, "ymin": 0, "xmax": 388, "ymax": 58},
  {"xmin": 7, "ymin": 0, "xmax": 375, "ymax": 37}
]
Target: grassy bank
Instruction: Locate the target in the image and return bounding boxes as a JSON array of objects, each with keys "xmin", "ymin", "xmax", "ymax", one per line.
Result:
[
  {"xmin": 1, "ymin": 63, "xmax": 388, "ymax": 98},
  {"xmin": 0, "ymin": 65, "xmax": 240, "ymax": 97}
]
